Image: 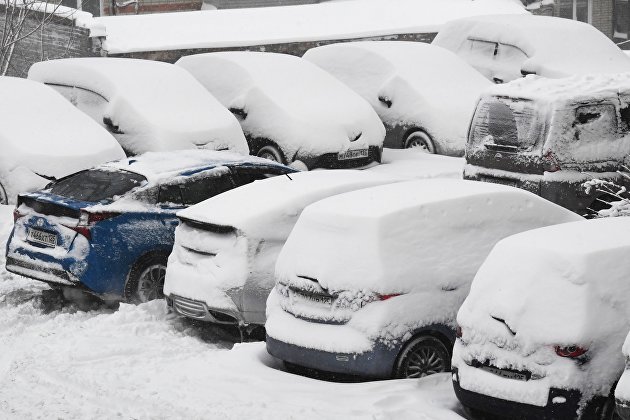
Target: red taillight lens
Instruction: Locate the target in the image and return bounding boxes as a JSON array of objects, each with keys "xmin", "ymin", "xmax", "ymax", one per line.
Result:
[
  {"xmin": 378, "ymin": 294, "xmax": 401, "ymax": 301},
  {"xmin": 456, "ymin": 325, "xmax": 463, "ymax": 339},
  {"xmin": 68, "ymin": 210, "xmax": 120, "ymax": 240},
  {"xmin": 13, "ymin": 208, "xmax": 25, "ymax": 222},
  {"xmin": 554, "ymin": 345, "xmax": 588, "ymax": 358},
  {"xmin": 542, "ymin": 150, "xmax": 561, "ymax": 173}
]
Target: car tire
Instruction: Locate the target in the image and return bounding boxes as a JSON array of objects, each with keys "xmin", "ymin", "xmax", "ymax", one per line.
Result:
[
  {"xmin": 0, "ymin": 182, "xmax": 8, "ymax": 205},
  {"xmin": 124, "ymin": 253, "xmax": 168, "ymax": 304},
  {"xmin": 392, "ymin": 335, "xmax": 450, "ymax": 379},
  {"xmin": 257, "ymin": 144, "xmax": 286, "ymax": 164},
  {"xmin": 404, "ymin": 130, "xmax": 436, "ymax": 153}
]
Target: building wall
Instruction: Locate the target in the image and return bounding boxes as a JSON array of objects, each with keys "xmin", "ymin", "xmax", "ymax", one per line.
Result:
[
  {"xmin": 0, "ymin": 5, "xmax": 96, "ymax": 77},
  {"xmin": 109, "ymin": 32, "xmax": 437, "ymax": 63},
  {"xmin": 528, "ymin": 0, "xmax": 616, "ymax": 39}
]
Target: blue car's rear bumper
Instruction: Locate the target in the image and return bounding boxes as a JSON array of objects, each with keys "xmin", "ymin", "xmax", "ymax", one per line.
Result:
[{"xmin": 266, "ymin": 335, "xmax": 399, "ymax": 379}]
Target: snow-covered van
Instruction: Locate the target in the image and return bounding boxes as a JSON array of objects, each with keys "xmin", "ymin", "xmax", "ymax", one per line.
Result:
[
  {"xmin": 27, "ymin": 58, "xmax": 248, "ymax": 156},
  {"xmin": 265, "ymin": 179, "xmax": 581, "ymax": 379},
  {"xmin": 432, "ymin": 14, "xmax": 630, "ymax": 83},
  {"xmin": 163, "ymin": 170, "xmax": 398, "ymax": 329},
  {"xmin": 464, "ymin": 73, "xmax": 630, "ymax": 216},
  {"xmin": 303, "ymin": 41, "xmax": 490, "ymax": 156},
  {"xmin": 0, "ymin": 77, "xmax": 125, "ymax": 205},
  {"xmin": 175, "ymin": 52, "xmax": 385, "ymax": 169},
  {"xmin": 454, "ymin": 217, "xmax": 630, "ymax": 420}
]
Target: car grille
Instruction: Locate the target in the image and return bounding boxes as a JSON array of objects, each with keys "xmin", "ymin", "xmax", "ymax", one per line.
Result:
[{"xmin": 170, "ymin": 295, "xmax": 239, "ymax": 324}]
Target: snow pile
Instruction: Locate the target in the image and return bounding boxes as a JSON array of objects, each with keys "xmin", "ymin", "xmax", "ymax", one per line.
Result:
[
  {"xmin": 176, "ymin": 52, "xmax": 384, "ymax": 160},
  {"xmin": 303, "ymin": 41, "xmax": 490, "ymax": 156},
  {"xmin": 164, "ymin": 170, "xmax": 399, "ymax": 321},
  {"xmin": 28, "ymin": 58, "xmax": 248, "ymax": 156},
  {"xmin": 368, "ymin": 148, "xmax": 464, "ymax": 179},
  {"xmin": 94, "ymin": 0, "xmax": 526, "ymax": 55},
  {"xmin": 455, "ymin": 217, "xmax": 630, "ymax": 407},
  {"xmin": 267, "ymin": 179, "xmax": 581, "ymax": 352},
  {"xmin": 433, "ymin": 14, "xmax": 630, "ymax": 79},
  {"xmin": 478, "ymin": 74, "xmax": 630, "ymax": 164},
  {"xmin": 0, "ymin": 77, "xmax": 126, "ymax": 204}
]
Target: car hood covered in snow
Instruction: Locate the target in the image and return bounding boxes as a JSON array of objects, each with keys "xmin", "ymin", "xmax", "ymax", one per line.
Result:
[
  {"xmin": 0, "ymin": 77, "xmax": 126, "ymax": 201},
  {"xmin": 432, "ymin": 14, "xmax": 630, "ymax": 79},
  {"xmin": 303, "ymin": 41, "xmax": 490, "ymax": 155},
  {"xmin": 455, "ymin": 217, "xmax": 630, "ymax": 406},
  {"xmin": 176, "ymin": 52, "xmax": 385, "ymax": 159},
  {"xmin": 28, "ymin": 58, "xmax": 248, "ymax": 155}
]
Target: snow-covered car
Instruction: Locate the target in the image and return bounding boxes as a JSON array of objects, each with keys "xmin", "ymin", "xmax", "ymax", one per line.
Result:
[
  {"xmin": 175, "ymin": 52, "xmax": 385, "ymax": 169},
  {"xmin": 163, "ymin": 170, "xmax": 399, "ymax": 328},
  {"xmin": 453, "ymin": 217, "xmax": 630, "ymax": 420},
  {"xmin": 5, "ymin": 150, "xmax": 295, "ymax": 302},
  {"xmin": 27, "ymin": 58, "xmax": 248, "ymax": 156},
  {"xmin": 265, "ymin": 179, "xmax": 581, "ymax": 379},
  {"xmin": 0, "ymin": 76, "xmax": 125, "ymax": 205},
  {"xmin": 432, "ymin": 14, "xmax": 630, "ymax": 83},
  {"xmin": 464, "ymin": 73, "xmax": 630, "ymax": 216},
  {"xmin": 303, "ymin": 41, "xmax": 490, "ymax": 156}
]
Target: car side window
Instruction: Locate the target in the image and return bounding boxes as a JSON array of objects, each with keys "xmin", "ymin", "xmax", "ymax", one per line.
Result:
[
  {"xmin": 179, "ymin": 174, "xmax": 235, "ymax": 206},
  {"xmin": 574, "ymin": 104, "xmax": 618, "ymax": 142},
  {"xmin": 467, "ymin": 39, "xmax": 497, "ymax": 58},
  {"xmin": 496, "ymin": 43, "xmax": 528, "ymax": 62},
  {"xmin": 74, "ymin": 87, "xmax": 109, "ymax": 125},
  {"xmin": 158, "ymin": 184, "xmax": 184, "ymax": 206}
]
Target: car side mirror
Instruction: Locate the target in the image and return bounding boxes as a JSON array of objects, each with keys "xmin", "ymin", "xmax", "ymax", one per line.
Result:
[
  {"xmin": 378, "ymin": 95, "xmax": 392, "ymax": 108},
  {"xmin": 492, "ymin": 77, "xmax": 504, "ymax": 84},
  {"xmin": 229, "ymin": 107, "xmax": 248, "ymax": 120},
  {"xmin": 103, "ymin": 116, "xmax": 123, "ymax": 134}
]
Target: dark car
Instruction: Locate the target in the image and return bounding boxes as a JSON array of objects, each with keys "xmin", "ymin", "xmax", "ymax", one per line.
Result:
[
  {"xmin": 463, "ymin": 73, "xmax": 630, "ymax": 216},
  {"xmin": 5, "ymin": 150, "xmax": 295, "ymax": 303}
]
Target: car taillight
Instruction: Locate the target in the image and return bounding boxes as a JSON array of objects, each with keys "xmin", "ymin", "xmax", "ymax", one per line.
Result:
[
  {"xmin": 13, "ymin": 208, "xmax": 25, "ymax": 222},
  {"xmin": 378, "ymin": 294, "xmax": 401, "ymax": 301},
  {"xmin": 456, "ymin": 325, "xmax": 463, "ymax": 339},
  {"xmin": 542, "ymin": 150, "xmax": 561, "ymax": 173},
  {"xmin": 554, "ymin": 345, "xmax": 588, "ymax": 358},
  {"xmin": 68, "ymin": 210, "xmax": 120, "ymax": 240}
]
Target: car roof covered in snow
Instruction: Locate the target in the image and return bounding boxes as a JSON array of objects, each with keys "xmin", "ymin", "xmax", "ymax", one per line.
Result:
[
  {"xmin": 432, "ymin": 14, "xmax": 630, "ymax": 78},
  {"xmin": 27, "ymin": 58, "xmax": 248, "ymax": 156},
  {"xmin": 177, "ymin": 170, "xmax": 399, "ymax": 238},
  {"xmin": 101, "ymin": 149, "xmax": 290, "ymax": 183},
  {"xmin": 303, "ymin": 41, "xmax": 490, "ymax": 150},
  {"xmin": 0, "ymin": 76, "xmax": 125, "ymax": 179},
  {"xmin": 275, "ymin": 179, "xmax": 582, "ymax": 294},
  {"xmin": 459, "ymin": 217, "xmax": 630, "ymax": 353},
  {"xmin": 176, "ymin": 51, "xmax": 385, "ymax": 157},
  {"xmin": 485, "ymin": 72, "xmax": 630, "ymax": 105}
]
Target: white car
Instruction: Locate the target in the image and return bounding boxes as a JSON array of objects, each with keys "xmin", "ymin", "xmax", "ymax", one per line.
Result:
[
  {"xmin": 303, "ymin": 41, "xmax": 490, "ymax": 156},
  {"xmin": 28, "ymin": 58, "xmax": 248, "ymax": 156},
  {"xmin": 265, "ymin": 179, "xmax": 581, "ymax": 379},
  {"xmin": 453, "ymin": 217, "xmax": 630, "ymax": 420},
  {"xmin": 432, "ymin": 14, "xmax": 630, "ymax": 83},
  {"xmin": 163, "ymin": 170, "xmax": 399, "ymax": 328},
  {"xmin": 0, "ymin": 77, "xmax": 125, "ymax": 205},
  {"xmin": 175, "ymin": 52, "xmax": 385, "ymax": 169}
]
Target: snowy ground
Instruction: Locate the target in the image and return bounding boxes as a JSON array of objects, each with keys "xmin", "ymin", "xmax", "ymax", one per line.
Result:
[{"xmin": 0, "ymin": 153, "xmax": 467, "ymax": 420}]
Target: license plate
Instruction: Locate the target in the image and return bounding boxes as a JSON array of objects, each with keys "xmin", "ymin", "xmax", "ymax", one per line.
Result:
[
  {"xmin": 480, "ymin": 366, "xmax": 528, "ymax": 381},
  {"xmin": 338, "ymin": 149, "xmax": 369, "ymax": 161},
  {"xmin": 27, "ymin": 228, "xmax": 57, "ymax": 248},
  {"xmin": 293, "ymin": 291, "xmax": 333, "ymax": 306}
]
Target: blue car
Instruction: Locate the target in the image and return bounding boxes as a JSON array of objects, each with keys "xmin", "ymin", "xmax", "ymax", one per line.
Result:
[{"xmin": 5, "ymin": 150, "xmax": 295, "ymax": 303}]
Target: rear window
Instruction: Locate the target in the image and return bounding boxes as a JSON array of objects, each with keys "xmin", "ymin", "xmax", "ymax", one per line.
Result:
[
  {"xmin": 48, "ymin": 169, "xmax": 147, "ymax": 202},
  {"xmin": 470, "ymin": 98, "xmax": 546, "ymax": 151}
]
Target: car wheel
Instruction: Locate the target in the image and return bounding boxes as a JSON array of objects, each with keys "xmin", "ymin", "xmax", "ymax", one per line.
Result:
[
  {"xmin": 124, "ymin": 254, "xmax": 168, "ymax": 304},
  {"xmin": 0, "ymin": 182, "xmax": 8, "ymax": 205},
  {"xmin": 404, "ymin": 131, "xmax": 436, "ymax": 153},
  {"xmin": 393, "ymin": 335, "xmax": 450, "ymax": 379},
  {"xmin": 257, "ymin": 144, "xmax": 286, "ymax": 164}
]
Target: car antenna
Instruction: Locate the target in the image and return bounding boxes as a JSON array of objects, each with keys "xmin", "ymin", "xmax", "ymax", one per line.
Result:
[{"xmin": 285, "ymin": 173, "xmax": 293, "ymax": 181}]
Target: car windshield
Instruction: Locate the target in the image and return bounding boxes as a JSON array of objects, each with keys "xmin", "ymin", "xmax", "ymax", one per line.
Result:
[
  {"xmin": 48, "ymin": 169, "xmax": 147, "ymax": 202},
  {"xmin": 470, "ymin": 97, "xmax": 545, "ymax": 151}
]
